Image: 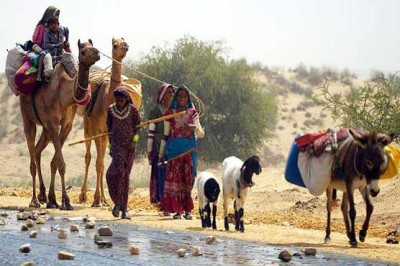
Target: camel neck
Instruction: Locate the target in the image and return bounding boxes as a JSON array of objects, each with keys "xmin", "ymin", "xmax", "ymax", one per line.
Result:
[
  {"xmin": 74, "ymin": 64, "xmax": 90, "ymax": 102},
  {"xmin": 110, "ymin": 60, "xmax": 122, "ymax": 88}
]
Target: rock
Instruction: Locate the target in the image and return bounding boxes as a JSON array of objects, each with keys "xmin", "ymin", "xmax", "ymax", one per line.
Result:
[
  {"xmin": 17, "ymin": 212, "xmax": 30, "ymax": 220},
  {"xmin": 70, "ymin": 224, "xmax": 79, "ymax": 232},
  {"xmin": 85, "ymin": 221, "xmax": 96, "ymax": 229},
  {"xmin": 21, "ymin": 261, "xmax": 35, "ymax": 266},
  {"xmin": 282, "ymin": 221, "xmax": 291, "ymax": 227},
  {"xmin": 29, "ymin": 231, "xmax": 38, "ymax": 238},
  {"xmin": 21, "ymin": 225, "xmax": 29, "ymax": 231},
  {"xmin": 177, "ymin": 248, "xmax": 186, "ymax": 257},
  {"xmin": 26, "ymin": 219, "xmax": 34, "ymax": 227},
  {"xmin": 98, "ymin": 226, "xmax": 113, "ymax": 236},
  {"xmin": 35, "ymin": 217, "xmax": 45, "ymax": 224},
  {"xmin": 129, "ymin": 245, "xmax": 140, "ymax": 255},
  {"xmin": 302, "ymin": 248, "xmax": 317, "ymax": 256},
  {"xmin": 0, "ymin": 212, "xmax": 9, "ymax": 217},
  {"xmin": 278, "ymin": 250, "xmax": 292, "ymax": 262},
  {"xmin": 94, "ymin": 234, "xmax": 103, "ymax": 244},
  {"xmin": 206, "ymin": 236, "xmax": 216, "ymax": 244},
  {"xmin": 39, "ymin": 210, "xmax": 47, "ymax": 216},
  {"xmin": 293, "ymin": 252, "xmax": 302, "ymax": 257},
  {"xmin": 58, "ymin": 251, "xmax": 75, "ymax": 260},
  {"xmin": 58, "ymin": 229, "xmax": 67, "ymax": 239},
  {"xmin": 82, "ymin": 216, "xmax": 89, "ymax": 223},
  {"xmin": 191, "ymin": 246, "xmax": 202, "ymax": 256},
  {"xmin": 19, "ymin": 243, "xmax": 31, "ymax": 253},
  {"xmin": 0, "ymin": 219, "xmax": 6, "ymax": 225},
  {"xmin": 96, "ymin": 240, "xmax": 113, "ymax": 248}
]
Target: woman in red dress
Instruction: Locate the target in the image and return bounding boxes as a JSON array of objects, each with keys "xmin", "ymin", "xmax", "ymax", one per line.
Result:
[{"xmin": 159, "ymin": 85, "xmax": 204, "ymax": 220}]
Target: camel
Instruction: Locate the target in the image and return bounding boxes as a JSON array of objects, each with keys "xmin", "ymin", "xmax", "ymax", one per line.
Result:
[
  {"xmin": 79, "ymin": 38, "xmax": 129, "ymax": 207},
  {"xmin": 20, "ymin": 40, "xmax": 100, "ymax": 210}
]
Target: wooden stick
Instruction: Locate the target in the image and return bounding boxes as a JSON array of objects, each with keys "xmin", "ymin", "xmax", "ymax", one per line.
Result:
[{"xmin": 68, "ymin": 110, "xmax": 187, "ymax": 146}]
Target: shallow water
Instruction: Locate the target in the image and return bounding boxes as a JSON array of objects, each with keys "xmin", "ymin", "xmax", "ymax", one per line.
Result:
[{"xmin": 0, "ymin": 211, "xmax": 393, "ymax": 265}]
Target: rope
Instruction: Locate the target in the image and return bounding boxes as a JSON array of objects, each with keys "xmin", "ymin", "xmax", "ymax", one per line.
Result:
[{"xmin": 97, "ymin": 50, "xmax": 205, "ymax": 117}]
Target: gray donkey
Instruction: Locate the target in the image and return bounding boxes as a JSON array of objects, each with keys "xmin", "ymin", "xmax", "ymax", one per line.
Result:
[{"xmin": 325, "ymin": 128, "xmax": 394, "ymax": 247}]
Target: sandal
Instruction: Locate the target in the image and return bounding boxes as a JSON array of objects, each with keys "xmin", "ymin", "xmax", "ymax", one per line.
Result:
[
  {"xmin": 183, "ymin": 213, "xmax": 193, "ymax": 220},
  {"xmin": 173, "ymin": 213, "xmax": 182, "ymax": 219}
]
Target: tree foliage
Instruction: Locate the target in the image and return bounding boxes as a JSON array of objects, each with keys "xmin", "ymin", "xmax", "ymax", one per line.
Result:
[
  {"xmin": 315, "ymin": 74, "xmax": 400, "ymax": 135},
  {"xmin": 124, "ymin": 36, "xmax": 278, "ymax": 162}
]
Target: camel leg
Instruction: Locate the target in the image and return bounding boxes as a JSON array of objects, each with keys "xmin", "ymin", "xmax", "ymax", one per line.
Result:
[
  {"xmin": 223, "ymin": 194, "xmax": 229, "ymax": 231},
  {"xmin": 325, "ymin": 188, "xmax": 333, "ymax": 244},
  {"xmin": 80, "ymin": 119, "xmax": 92, "ymax": 203},
  {"xmin": 58, "ymin": 118, "xmax": 74, "ymax": 210},
  {"xmin": 35, "ymin": 131, "xmax": 50, "ymax": 204},
  {"xmin": 345, "ymin": 181, "xmax": 357, "ymax": 247},
  {"xmin": 212, "ymin": 203, "xmax": 217, "ymax": 230},
  {"xmin": 46, "ymin": 124, "xmax": 62, "ymax": 209},
  {"xmin": 92, "ymin": 138, "xmax": 104, "ymax": 207},
  {"xmin": 359, "ymin": 187, "xmax": 373, "ymax": 242},
  {"xmin": 21, "ymin": 113, "xmax": 40, "ymax": 208},
  {"xmin": 99, "ymin": 135, "xmax": 109, "ymax": 206}
]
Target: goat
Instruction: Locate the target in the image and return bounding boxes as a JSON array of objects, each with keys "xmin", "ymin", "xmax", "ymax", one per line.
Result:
[
  {"xmin": 222, "ymin": 156, "xmax": 262, "ymax": 232},
  {"xmin": 325, "ymin": 129, "xmax": 394, "ymax": 247},
  {"xmin": 197, "ymin": 171, "xmax": 221, "ymax": 229}
]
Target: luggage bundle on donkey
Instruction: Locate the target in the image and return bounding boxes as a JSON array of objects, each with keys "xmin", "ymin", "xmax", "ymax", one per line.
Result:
[{"xmin": 284, "ymin": 129, "xmax": 400, "ymax": 196}]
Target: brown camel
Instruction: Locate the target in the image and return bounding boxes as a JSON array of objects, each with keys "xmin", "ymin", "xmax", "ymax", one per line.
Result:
[
  {"xmin": 20, "ymin": 40, "xmax": 100, "ymax": 210},
  {"xmin": 79, "ymin": 38, "xmax": 129, "ymax": 207}
]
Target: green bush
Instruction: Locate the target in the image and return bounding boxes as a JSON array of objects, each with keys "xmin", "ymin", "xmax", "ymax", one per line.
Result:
[{"xmin": 124, "ymin": 36, "xmax": 278, "ymax": 162}]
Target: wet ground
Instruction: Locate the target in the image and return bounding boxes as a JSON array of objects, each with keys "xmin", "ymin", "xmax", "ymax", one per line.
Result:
[{"xmin": 0, "ymin": 211, "xmax": 393, "ymax": 265}]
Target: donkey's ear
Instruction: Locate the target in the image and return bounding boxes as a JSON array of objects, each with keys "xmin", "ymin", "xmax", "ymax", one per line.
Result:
[
  {"xmin": 112, "ymin": 37, "xmax": 115, "ymax": 44},
  {"xmin": 89, "ymin": 39, "xmax": 93, "ymax": 46},
  {"xmin": 349, "ymin": 128, "xmax": 367, "ymax": 145},
  {"xmin": 78, "ymin": 39, "xmax": 81, "ymax": 48},
  {"xmin": 377, "ymin": 133, "xmax": 395, "ymax": 146}
]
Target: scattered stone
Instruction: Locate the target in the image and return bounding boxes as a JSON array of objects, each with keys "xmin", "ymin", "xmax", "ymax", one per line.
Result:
[
  {"xmin": 29, "ymin": 231, "xmax": 38, "ymax": 238},
  {"xmin": 82, "ymin": 216, "xmax": 89, "ymax": 223},
  {"xmin": 278, "ymin": 250, "xmax": 292, "ymax": 262},
  {"xmin": 98, "ymin": 226, "xmax": 113, "ymax": 236},
  {"xmin": 30, "ymin": 212, "xmax": 38, "ymax": 220},
  {"xmin": 0, "ymin": 219, "xmax": 6, "ymax": 225},
  {"xmin": 70, "ymin": 224, "xmax": 79, "ymax": 232},
  {"xmin": 58, "ymin": 229, "xmax": 67, "ymax": 240},
  {"xmin": 302, "ymin": 248, "xmax": 317, "ymax": 256},
  {"xmin": 21, "ymin": 225, "xmax": 29, "ymax": 231},
  {"xmin": 18, "ymin": 206, "xmax": 25, "ymax": 212},
  {"xmin": 26, "ymin": 219, "xmax": 34, "ymax": 227},
  {"xmin": 19, "ymin": 243, "xmax": 31, "ymax": 253},
  {"xmin": 0, "ymin": 212, "xmax": 9, "ymax": 218},
  {"xmin": 129, "ymin": 245, "xmax": 140, "ymax": 255},
  {"xmin": 21, "ymin": 261, "xmax": 35, "ymax": 266},
  {"xmin": 206, "ymin": 236, "xmax": 216, "ymax": 244},
  {"xmin": 293, "ymin": 252, "xmax": 302, "ymax": 257},
  {"xmin": 96, "ymin": 240, "xmax": 113, "ymax": 248},
  {"xmin": 39, "ymin": 210, "xmax": 47, "ymax": 216},
  {"xmin": 94, "ymin": 234, "xmax": 103, "ymax": 244},
  {"xmin": 85, "ymin": 221, "xmax": 95, "ymax": 229},
  {"xmin": 282, "ymin": 221, "xmax": 291, "ymax": 227},
  {"xmin": 177, "ymin": 248, "xmax": 186, "ymax": 257},
  {"xmin": 17, "ymin": 212, "xmax": 30, "ymax": 220},
  {"xmin": 386, "ymin": 230, "xmax": 399, "ymax": 244},
  {"xmin": 191, "ymin": 246, "xmax": 202, "ymax": 256},
  {"xmin": 35, "ymin": 217, "xmax": 45, "ymax": 224},
  {"xmin": 58, "ymin": 251, "xmax": 75, "ymax": 260}
]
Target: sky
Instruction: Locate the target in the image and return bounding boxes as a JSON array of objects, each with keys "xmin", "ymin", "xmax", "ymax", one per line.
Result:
[{"xmin": 1, "ymin": 0, "xmax": 399, "ymax": 78}]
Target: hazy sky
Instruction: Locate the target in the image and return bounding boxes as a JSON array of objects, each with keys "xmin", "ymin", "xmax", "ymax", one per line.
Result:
[{"xmin": 1, "ymin": 0, "xmax": 399, "ymax": 77}]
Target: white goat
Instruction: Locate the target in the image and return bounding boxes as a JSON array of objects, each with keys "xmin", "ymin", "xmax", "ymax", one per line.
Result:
[
  {"xmin": 222, "ymin": 156, "xmax": 262, "ymax": 232},
  {"xmin": 197, "ymin": 171, "xmax": 221, "ymax": 229}
]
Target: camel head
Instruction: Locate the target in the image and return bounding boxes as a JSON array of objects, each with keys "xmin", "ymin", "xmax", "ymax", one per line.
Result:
[
  {"xmin": 112, "ymin": 37, "xmax": 129, "ymax": 61},
  {"xmin": 77, "ymin": 39, "xmax": 100, "ymax": 67}
]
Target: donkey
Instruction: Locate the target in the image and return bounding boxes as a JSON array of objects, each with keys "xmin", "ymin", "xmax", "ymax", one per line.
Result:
[{"xmin": 325, "ymin": 128, "xmax": 394, "ymax": 247}]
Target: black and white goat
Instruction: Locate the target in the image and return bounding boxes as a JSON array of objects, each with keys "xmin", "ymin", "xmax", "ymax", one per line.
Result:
[
  {"xmin": 197, "ymin": 171, "xmax": 221, "ymax": 229},
  {"xmin": 222, "ymin": 156, "xmax": 262, "ymax": 232}
]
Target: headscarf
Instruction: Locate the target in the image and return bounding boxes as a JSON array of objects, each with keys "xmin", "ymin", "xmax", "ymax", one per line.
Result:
[
  {"xmin": 114, "ymin": 86, "xmax": 132, "ymax": 103},
  {"xmin": 156, "ymin": 82, "xmax": 174, "ymax": 103},
  {"xmin": 37, "ymin": 6, "xmax": 59, "ymax": 26},
  {"xmin": 169, "ymin": 85, "xmax": 194, "ymax": 109}
]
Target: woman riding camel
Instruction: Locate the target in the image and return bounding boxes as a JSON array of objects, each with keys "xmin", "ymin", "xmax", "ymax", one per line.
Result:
[{"xmin": 159, "ymin": 85, "xmax": 204, "ymax": 220}]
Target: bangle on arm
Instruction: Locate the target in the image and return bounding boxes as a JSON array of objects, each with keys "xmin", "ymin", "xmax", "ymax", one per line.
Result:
[{"xmin": 133, "ymin": 134, "xmax": 139, "ymax": 143}]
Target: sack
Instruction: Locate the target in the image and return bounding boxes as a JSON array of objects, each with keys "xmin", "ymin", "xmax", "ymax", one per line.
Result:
[
  {"xmin": 284, "ymin": 138, "xmax": 306, "ymax": 187},
  {"xmin": 380, "ymin": 145, "xmax": 400, "ymax": 180},
  {"xmin": 298, "ymin": 151, "xmax": 334, "ymax": 196},
  {"xmin": 5, "ymin": 45, "xmax": 27, "ymax": 95},
  {"xmin": 14, "ymin": 61, "xmax": 39, "ymax": 95}
]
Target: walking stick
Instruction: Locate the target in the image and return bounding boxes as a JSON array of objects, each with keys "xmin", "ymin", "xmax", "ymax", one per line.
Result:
[{"xmin": 68, "ymin": 110, "xmax": 187, "ymax": 146}]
